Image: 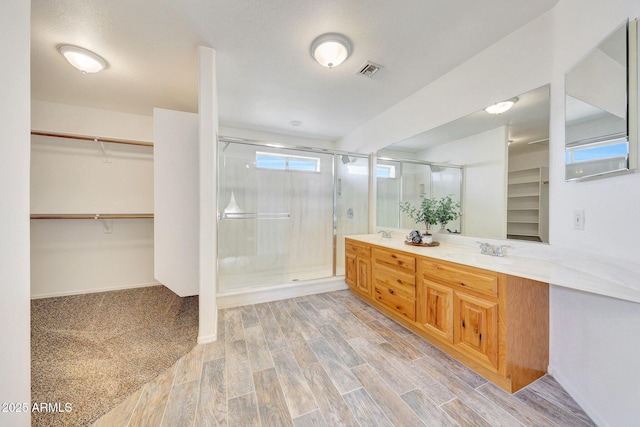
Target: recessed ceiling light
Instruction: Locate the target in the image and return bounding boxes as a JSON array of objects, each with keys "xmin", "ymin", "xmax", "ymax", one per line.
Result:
[
  {"xmin": 310, "ymin": 33, "xmax": 352, "ymax": 68},
  {"xmin": 58, "ymin": 44, "xmax": 108, "ymax": 74},
  {"xmin": 485, "ymin": 97, "xmax": 518, "ymax": 115}
]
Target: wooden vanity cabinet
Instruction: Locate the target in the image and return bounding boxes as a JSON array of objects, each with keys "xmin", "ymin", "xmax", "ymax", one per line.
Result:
[
  {"xmin": 345, "ymin": 240, "xmax": 372, "ymax": 298},
  {"xmin": 345, "ymin": 238, "xmax": 549, "ymax": 393}
]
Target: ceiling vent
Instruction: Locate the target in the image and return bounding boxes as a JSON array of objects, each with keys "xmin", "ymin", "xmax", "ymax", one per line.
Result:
[{"xmin": 356, "ymin": 61, "xmax": 382, "ymax": 78}]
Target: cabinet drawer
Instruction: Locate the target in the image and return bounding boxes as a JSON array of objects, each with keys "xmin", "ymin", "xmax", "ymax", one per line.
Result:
[
  {"xmin": 346, "ymin": 240, "xmax": 371, "ymax": 258},
  {"xmin": 420, "ymin": 259, "xmax": 498, "ymax": 297},
  {"xmin": 373, "ymin": 264, "xmax": 415, "ymax": 294},
  {"xmin": 374, "ymin": 282, "xmax": 415, "ymax": 322},
  {"xmin": 373, "ymin": 248, "xmax": 415, "ymax": 272}
]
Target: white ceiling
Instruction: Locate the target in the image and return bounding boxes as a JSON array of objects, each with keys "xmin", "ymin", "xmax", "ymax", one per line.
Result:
[{"xmin": 31, "ymin": 0, "xmax": 559, "ymax": 141}]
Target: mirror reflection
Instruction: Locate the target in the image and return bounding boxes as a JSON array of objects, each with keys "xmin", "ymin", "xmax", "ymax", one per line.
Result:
[
  {"xmin": 565, "ymin": 19, "xmax": 638, "ymax": 181},
  {"xmin": 377, "ymin": 84, "xmax": 550, "ymax": 242}
]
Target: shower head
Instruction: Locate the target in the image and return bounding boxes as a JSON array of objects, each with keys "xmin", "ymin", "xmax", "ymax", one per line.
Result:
[{"xmin": 341, "ymin": 155, "xmax": 351, "ymax": 164}]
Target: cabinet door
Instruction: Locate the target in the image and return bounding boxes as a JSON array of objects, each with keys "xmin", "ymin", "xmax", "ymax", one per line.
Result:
[
  {"xmin": 356, "ymin": 257, "xmax": 372, "ymax": 296},
  {"xmin": 418, "ymin": 279, "xmax": 453, "ymax": 343},
  {"xmin": 346, "ymin": 251, "xmax": 357, "ymax": 288},
  {"xmin": 454, "ymin": 291, "xmax": 498, "ymax": 369}
]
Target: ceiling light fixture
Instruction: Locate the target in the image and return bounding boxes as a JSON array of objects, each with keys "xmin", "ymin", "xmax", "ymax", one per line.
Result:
[
  {"xmin": 485, "ymin": 97, "xmax": 518, "ymax": 115},
  {"xmin": 58, "ymin": 44, "xmax": 108, "ymax": 74},
  {"xmin": 310, "ymin": 33, "xmax": 352, "ymax": 68}
]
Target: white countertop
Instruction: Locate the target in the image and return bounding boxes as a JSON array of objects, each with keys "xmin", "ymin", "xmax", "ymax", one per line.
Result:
[{"xmin": 348, "ymin": 231, "xmax": 640, "ymax": 304}]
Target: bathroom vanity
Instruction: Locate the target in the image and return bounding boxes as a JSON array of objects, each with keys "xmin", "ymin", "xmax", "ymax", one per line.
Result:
[{"xmin": 346, "ymin": 236, "xmax": 549, "ymax": 393}]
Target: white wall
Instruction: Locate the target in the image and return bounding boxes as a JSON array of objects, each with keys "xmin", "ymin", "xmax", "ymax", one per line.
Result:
[
  {"xmin": 339, "ymin": 0, "xmax": 640, "ymax": 425},
  {"xmin": 418, "ymin": 126, "xmax": 508, "ymax": 238},
  {"xmin": 154, "ymin": 109, "xmax": 200, "ymax": 297},
  {"xmin": 30, "ymin": 102, "xmax": 157, "ymax": 297},
  {"xmin": 0, "ymin": 1, "xmax": 31, "ymax": 425}
]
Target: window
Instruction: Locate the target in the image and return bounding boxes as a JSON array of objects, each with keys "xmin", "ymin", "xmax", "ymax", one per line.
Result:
[
  {"xmin": 376, "ymin": 164, "xmax": 396, "ymax": 178},
  {"xmin": 565, "ymin": 138, "xmax": 628, "ymax": 164},
  {"xmin": 256, "ymin": 152, "xmax": 320, "ymax": 172}
]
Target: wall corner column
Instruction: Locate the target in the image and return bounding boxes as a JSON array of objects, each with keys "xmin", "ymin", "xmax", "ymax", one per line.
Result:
[{"xmin": 197, "ymin": 46, "xmax": 218, "ymax": 343}]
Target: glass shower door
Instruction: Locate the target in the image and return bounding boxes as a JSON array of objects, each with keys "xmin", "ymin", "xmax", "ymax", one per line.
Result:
[
  {"xmin": 218, "ymin": 142, "xmax": 334, "ymax": 292},
  {"xmin": 335, "ymin": 154, "xmax": 370, "ymax": 276}
]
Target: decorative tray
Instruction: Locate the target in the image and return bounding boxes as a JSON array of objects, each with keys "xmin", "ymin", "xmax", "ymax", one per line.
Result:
[{"xmin": 404, "ymin": 241, "xmax": 440, "ymax": 247}]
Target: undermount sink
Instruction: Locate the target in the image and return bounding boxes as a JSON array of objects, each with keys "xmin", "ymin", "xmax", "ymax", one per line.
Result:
[{"xmin": 444, "ymin": 252, "xmax": 514, "ymax": 266}]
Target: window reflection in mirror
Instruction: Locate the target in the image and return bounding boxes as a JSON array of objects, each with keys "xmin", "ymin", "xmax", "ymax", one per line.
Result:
[
  {"xmin": 565, "ymin": 19, "xmax": 638, "ymax": 181},
  {"xmin": 376, "ymin": 84, "xmax": 550, "ymax": 242}
]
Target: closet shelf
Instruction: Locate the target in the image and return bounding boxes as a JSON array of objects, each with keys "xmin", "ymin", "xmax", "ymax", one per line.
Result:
[{"xmin": 30, "ymin": 214, "xmax": 154, "ymax": 220}]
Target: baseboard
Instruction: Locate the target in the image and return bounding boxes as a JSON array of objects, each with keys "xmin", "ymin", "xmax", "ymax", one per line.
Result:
[
  {"xmin": 30, "ymin": 281, "xmax": 162, "ymax": 299},
  {"xmin": 197, "ymin": 333, "xmax": 218, "ymax": 344},
  {"xmin": 547, "ymin": 365, "xmax": 605, "ymax": 427},
  {"xmin": 216, "ymin": 276, "xmax": 348, "ymax": 309}
]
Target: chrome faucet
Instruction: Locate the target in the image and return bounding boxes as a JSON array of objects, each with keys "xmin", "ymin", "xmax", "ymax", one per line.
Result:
[
  {"xmin": 477, "ymin": 242, "xmax": 510, "ymax": 257},
  {"xmin": 377, "ymin": 230, "xmax": 392, "ymax": 239}
]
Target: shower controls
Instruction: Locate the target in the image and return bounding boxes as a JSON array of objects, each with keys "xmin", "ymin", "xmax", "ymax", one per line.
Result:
[{"xmin": 347, "ymin": 208, "xmax": 354, "ymax": 219}]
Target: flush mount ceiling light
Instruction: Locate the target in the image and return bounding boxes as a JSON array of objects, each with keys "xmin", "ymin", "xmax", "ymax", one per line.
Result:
[
  {"xmin": 310, "ymin": 33, "xmax": 352, "ymax": 68},
  {"xmin": 58, "ymin": 44, "xmax": 108, "ymax": 74},
  {"xmin": 485, "ymin": 97, "xmax": 519, "ymax": 115}
]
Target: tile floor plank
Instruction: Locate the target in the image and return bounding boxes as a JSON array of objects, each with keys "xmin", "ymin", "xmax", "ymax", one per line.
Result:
[
  {"xmin": 254, "ymin": 303, "xmax": 288, "ymax": 352},
  {"xmin": 476, "ymin": 382, "xmax": 557, "ymax": 427},
  {"xmin": 160, "ymin": 380, "xmax": 199, "ymax": 427},
  {"xmin": 240, "ymin": 305, "xmax": 260, "ymax": 328},
  {"xmin": 366, "ymin": 321, "xmax": 424, "ymax": 360},
  {"xmin": 127, "ymin": 362, "xmax": 177, "ymax": 427},
  {"xmin": 228, "ymin": 392, "xmax": 260, "ymax": 427},
  {"xmin": 402, "ymin": 333, "xmax": 487, "ymax": 388},
  {"xmin": 245, "ymin": 325, "xmax": 275, "ymax": 373},
  {"xmin": 301, "ymin": 362, "xmax": 360, "ymax": 427},
  {"xmin": 308, "ymin": 336, "xmax": 362, "ymax": 394},
  {"xmin": 225, "ymin": 308, "xmax": 244, "ymax": 342},
  {"xmin": 351, "ymin": 364, "xmax": 426, "ymax": 427},
  {"xmin": 92, "ymin": 386, "xmax": 143, "ymax": 427},
  {"xmin": 226, "ymin": 339, "xmax": 254, "ymax": 399},
  {"xmin": 271, "ymin": 347, "xmax": 318, "ymax": 417},
  {"xmin": 174, "ymin": 344, "xmax": 204, "ymax": 385},
  {"xmin": 527, "ymin": 376, "xmax": 596, "ymax": 426},
  {"xmin": 342, "ymin": 387, "xmax": 394, "ymax": 427},
  {"xmin": 253, "ymin": 367, "xmax": 294, "ymax": 427},
  {"xmin": 292, "ymin": 409, "xmax": 325, "ymax": 426},
  {"xmin": 442, "ymin": 398, "xmax": 493, "ymax": 427},
  {"xmin": 515, "ymin": 388, "xmax": 589, "ymax": 427},
  {"xmin": 318, "ymin": 324, "xmax": 366, "ymax": 368},
  {"xmin": 349, "ymin": 337, "xmax": 416, "ymax": 394},
  {"xmin": 400, "ymin": 388, "xmax": 459, "ymax": 427},
  {"xmin": 414, "ymin": 356, "xmax": 523, "ymax": 427},
  {"xmin": 297, "ymin": 300, "xmax": 331, "ymax": 329},
  {"xmin": 195, "ymin": 358, "xmax": 227, "ymax": 427},
  {"xmin": 374, "ymin": 341, "xmax": 456, "ymax": 405}
]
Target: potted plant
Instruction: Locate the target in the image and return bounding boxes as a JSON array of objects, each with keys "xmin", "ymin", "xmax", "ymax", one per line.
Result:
[
  {"xmin": 399, "ymin": 197, "xmax": 439, "ymax": 235},
  {"xmin": 435, "ymin": 195, "xmax": 461, "ymax": 232}
]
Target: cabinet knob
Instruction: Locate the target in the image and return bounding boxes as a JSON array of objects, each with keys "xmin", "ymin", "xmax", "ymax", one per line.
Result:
[
  {"xmin": 388, "ymin": 289, "xmax": 395, "ymax": 295},
  {"xmin": 462, "ymin": 320, "xmax": 466, "ymax": 328}
]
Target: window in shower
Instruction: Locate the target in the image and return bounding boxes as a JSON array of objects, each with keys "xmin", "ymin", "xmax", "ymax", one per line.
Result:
[
  {"xmin": 256, "ymin": 152, "xmax": 320, "ymax": 172},
  {"xmin": 218, "ymin": 142, "xmax": 368, "ymax": 292}
]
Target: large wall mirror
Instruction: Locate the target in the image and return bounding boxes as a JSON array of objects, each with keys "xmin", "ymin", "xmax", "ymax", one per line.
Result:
[
  {"xmin": 377, "ymin": 84, "xmax": 550, "ymax": 242},
  {"xmin": 565, "ymin": 18, "xmax": 638, "ymax": 181}
]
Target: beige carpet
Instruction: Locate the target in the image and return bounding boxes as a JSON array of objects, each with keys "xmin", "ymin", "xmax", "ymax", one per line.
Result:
[{"xmin": 31, "ymin": 285, "xmax": 198, "ymax": 427}]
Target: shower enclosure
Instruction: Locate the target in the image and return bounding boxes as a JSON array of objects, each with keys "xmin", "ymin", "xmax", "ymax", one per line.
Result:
[
  {"xmin": 376, "ymin": 157, "xmax": 463, "ymax": 232},
  {"xmin": 217, "ymin": 139, "xmax": 369, "ymax": 293}
]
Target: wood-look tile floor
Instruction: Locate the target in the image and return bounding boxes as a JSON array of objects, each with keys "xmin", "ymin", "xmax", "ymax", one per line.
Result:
[{"xmin": 94, "ymin": 290, "xmax": 595, "ymax": 427}]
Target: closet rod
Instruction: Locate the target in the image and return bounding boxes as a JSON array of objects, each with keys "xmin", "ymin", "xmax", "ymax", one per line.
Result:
[
  {"xmin": 31, "ymin": 131, "xmax": 154, "ymax": 147},
  {"xmin": 30, "ymin": 214, "xmax": 154, "ymax": 220}
]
